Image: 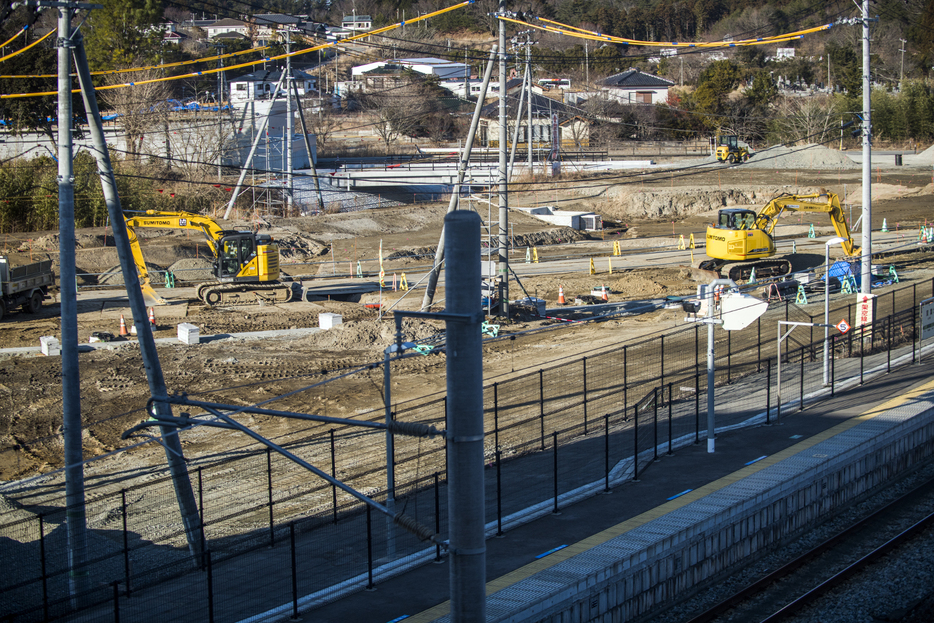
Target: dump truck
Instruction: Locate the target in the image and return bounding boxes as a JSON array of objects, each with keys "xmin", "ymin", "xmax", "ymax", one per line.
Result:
[{"xmin": 0, "ymin": 255, "xmax": 55, "ymax": 321}]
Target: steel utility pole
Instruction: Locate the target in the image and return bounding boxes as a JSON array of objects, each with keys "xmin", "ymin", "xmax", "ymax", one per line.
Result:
[
  {"xmin": 497, "ymin": 0, "xmax": 510, "ymax": 317},
  {"xmin": 860, "ymin": 0, "xmax": 872, "ymax": 296},
  {"xmin": 285, "ymin": 33, "xmax": 294, "ymax": 216},
  {"xmin": 72, "ymin": 30, "xmax": 204, "ymax": 564},
  {"xmin": 48, "ymin": 0, "xmax": 91, "ymax": 604},
  {"xmin": 899, "ymin": 38, "xmax": 907, "ymax": 88},
  {"xmin": 215, "ymin": 42, "xmax": 225, "ymax": 180}
]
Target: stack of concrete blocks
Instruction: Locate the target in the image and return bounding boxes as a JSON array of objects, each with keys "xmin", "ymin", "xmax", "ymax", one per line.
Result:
[
  {"xmin": 177, "ymin": 323, "xmax": 200, "ymax": 345},
  {"xmin": 39, "ymin": 336, "xmax": 60, "ymax": 356},
  {"xmin": 319, "ymin": 313, "xmax": 342, "ymax": 329}
]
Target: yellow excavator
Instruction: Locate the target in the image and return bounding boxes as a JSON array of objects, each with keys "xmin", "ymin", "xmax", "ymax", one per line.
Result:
[
  {"xmin": 700, "ymin": 190, "xmax": 859, "ymax": 281},
  {"xmin": 124, "ymin": 210, "xmax": 292, "ymax": 306}
]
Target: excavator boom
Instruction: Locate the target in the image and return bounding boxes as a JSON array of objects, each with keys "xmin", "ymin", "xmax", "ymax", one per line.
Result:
[{"xmin": 123, "ymin": 210, "xmax": 289, "ymax": 306}]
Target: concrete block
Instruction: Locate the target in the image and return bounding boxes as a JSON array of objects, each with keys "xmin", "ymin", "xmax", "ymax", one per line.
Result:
[
  {"xmin": 319, "ymin": 312, "xmax": 343, "ymax": 329},
  {"xmin": 39, "ymin": 336, "xmax": 60, "ymax": 356},
  {"xmin": 178, "ymin": 323, "xmax": 200, "ymax": 345}
]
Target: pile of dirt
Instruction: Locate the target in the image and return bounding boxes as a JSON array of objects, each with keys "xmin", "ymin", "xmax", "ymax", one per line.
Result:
[
  {"xmin": 509, "ymin": 228, "xmax": 589, "ymax": 247},
  {"xmin": 744, "ymin": 144, "xmax": 860, "ymax": 170},
  {"xmin": 291, "ymin": 318, "xmax": 444, "ymax": 355},
  {"xmin": 274, "ymin": 233, "xmax": 329, "ymax": 260},
  {"xmin": 600, "ymin": 185, "xmax": 821, "ymax": 220}
]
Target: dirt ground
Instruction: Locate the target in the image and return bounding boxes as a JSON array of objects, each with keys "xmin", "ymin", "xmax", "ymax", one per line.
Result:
[{"xmin": 1, "ymin": 164, "xmax": 933, "ymax": 481}]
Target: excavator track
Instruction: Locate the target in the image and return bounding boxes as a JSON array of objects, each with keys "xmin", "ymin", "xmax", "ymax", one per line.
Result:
[
  {"xmin": 196, "ymin": 282, "xmax": 293, "ymax": 306},
  {"xmin": 698, "ymin": 259, "xmax": 793, "ymax": 282}
]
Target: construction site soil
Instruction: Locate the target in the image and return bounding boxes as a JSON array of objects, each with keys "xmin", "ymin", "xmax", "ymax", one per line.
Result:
[{"xmin": 2, "ymin": 161, "xmax": 934, "ymax": 483}]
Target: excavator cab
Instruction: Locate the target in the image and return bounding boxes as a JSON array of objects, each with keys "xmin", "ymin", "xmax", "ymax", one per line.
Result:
[
  {"xmin": 717, "ymin": 209, "xmax": 757, "ymax": 231},
  {"xmin": 215, "ymin": 232, "xmax": 279, "ymax": 283}
]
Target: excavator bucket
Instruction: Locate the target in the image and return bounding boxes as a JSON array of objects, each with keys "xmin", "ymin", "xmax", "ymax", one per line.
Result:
[{"xmin": 139, "ymin": 281, "xmax": 167, "ymax": 307}]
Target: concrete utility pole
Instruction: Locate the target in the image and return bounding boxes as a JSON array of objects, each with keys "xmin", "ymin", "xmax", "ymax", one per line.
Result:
[
  {"xmin": 444, "ymin": 210, "xmax": 485, "ymax": 623},
  {"xmin": 291, "ymin": 78, "xmax": 325, "ymax": 212},
  {"xmin": 497, "ymin": 0, "xmax": 510, "ymax": 317},
  {"xmin": 72, "ymin": 31, "xmax": 204, "ymax": 563},
  {"xmin": 860, "ymin": 0, "xmax": 872, "ymax": 296},
  {"xmin": 899, "ymin": 38, "xmax": 907, "ymax": 88},
  {"xmin": 420, "ymin": 47, "xmax": 498, "ymax": 312}
]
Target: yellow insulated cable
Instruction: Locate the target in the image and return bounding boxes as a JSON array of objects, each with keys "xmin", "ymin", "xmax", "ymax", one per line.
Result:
[
  {"xmin": 0, "ymin": 45, "xmax": 270, "ymax": 79},
  {"xmin": 0, "ymin": 0, "xmax": 473, "ymax": 99},
  {"xmin": 0, "ymin": 28, "xmax": 54, "ymax": 64},
  {"xmin": 0, "ymin": 26, "xmax": 27, "ymax": 51}
]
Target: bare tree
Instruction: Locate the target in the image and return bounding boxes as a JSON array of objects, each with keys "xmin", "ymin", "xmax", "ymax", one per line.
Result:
[
  {"xmin": 361, "ymin": 85, "xmax": 428, "ymax": 150},
  {"xmin": 771, "ymin": 95, "xmax": 841, "ymax": 145},
  {"xmin": 100, "ymin": 68, "xmax": 172, "ymax": 160},
  {"xmin": 302, "ymin": 99, "xmax": 341, "ymax": 148}
]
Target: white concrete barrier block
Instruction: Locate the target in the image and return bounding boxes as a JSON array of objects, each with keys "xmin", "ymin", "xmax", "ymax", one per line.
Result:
[
  {"xmin": 319, "ymin": 312, "xmax": 342, "ymax": 329},
  {"xmin": 39, "ymin": 336, "xmax": 60, "ymax": 356},
  {"xmin": 177, "ymin": 322, "xmax": 200, "ymax": 345}
]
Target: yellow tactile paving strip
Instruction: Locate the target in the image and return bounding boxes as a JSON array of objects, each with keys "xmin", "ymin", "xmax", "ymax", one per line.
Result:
[{"xmin": 407, "ymin": 376, "xmax": 934, "ymax": 622}]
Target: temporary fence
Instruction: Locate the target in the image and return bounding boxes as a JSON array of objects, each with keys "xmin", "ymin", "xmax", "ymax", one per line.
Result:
[{"xmin": 1, "ymin": 277, "xmax": 933, "ymax": 622}]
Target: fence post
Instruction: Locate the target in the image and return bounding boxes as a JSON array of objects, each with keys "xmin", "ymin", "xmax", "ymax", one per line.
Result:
[
  {"xmin": 667, "ymin": 383, "xmax": 673, "ymax": 456},
  {"xmin": 624, "ymin": 345, "xmax": 628, "ymax": 415},
  {"xmin": 435, "ymin": 472, "xmax": 445, "ymax": 558},
  {"xmin": 267, "ymin": 447, "xmax": 275, "ymax": 547},
  {"xmin": 109, "ymin": 580, "xmax": 120, "ymax": 623},
  {"xmin": 604, "ymin": 414, "xmax": 611, "ymax": 492},
  {"xmin": 539, "ymin": 369, "xmax": 545, "ymax": 451},
  {"xmin": 914, "ymin": 284, "xmax": 918, "ymax": 364},
  {"xmin": 121, "ymin": 489, "xmax": 131, "ymax": 596},
  {"xmin": 766, "ymin": 358, "xmax": 771, "ymax": 424},
  {"xmin": 39, "ymin": 514, "xmax": 48, "ymax": 620},
  {"xmin": 757, "ymin": 316, "xmax": 762, "ymax": 370},
  {"xmin": 198, "ymin": 467, "xmax": 205, "ymax": 564},
  {"xmin": 495, "ymin": 451, "xmax": 503, "ymax": 537},
  {"xmin": 799, "ymin": 347, "xmax": 805, "ymax": 412},
  {"xmin": 831, "ymin": 335, "xmax": 836, "ymax": 397},
  {"xmin": 330, "ymin": 429, "xmax": 337, "ymax": 524},
  {"xmin": 660, "ymin": 335, "xmax": 665, "ymax": 397},
  {"xmin": 365, "ymin": 505, "xmax": 374, "ymax": 590},
  {"xmin": 887, "ymin": 315, "xmax": 892, "ymax": 373},
  {"xmin": 552, "ymin": 432, "xmax": 560, "ymax": 514},
  {"xmin": 727, "ymin": 330, "xmax": 732, "ymax": 383},
  {"xmin": 633, "ymin": 404, "xmax": 640, "ymax": 481},
  {"xmin": 206, "ymin": 550, "xmax": 214, "ymax": 623},
  {"xmin": 653, "ymin": 387, "xmax": 659, "ymax": 462},
  {"xmin": 859, "ymin": 332, "xmax": 866, "ymax": 385},
  {"xmin": 290, "ymin": 522, "xmax": 298, "ymax": 620},
  {"xmin": 493, "ymin": 383, "xmax": 499, "ymax": 451},
  {"xmin": 582, "ymin": 357, "xmax": 588, "ymax": 435},
  {"xmin": 694, "ymin": 372, "xmax": 700, "ymax": 443}
]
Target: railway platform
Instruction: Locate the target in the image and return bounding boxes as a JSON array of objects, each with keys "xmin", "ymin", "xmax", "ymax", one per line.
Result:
[{"xmin": 304, "ymin": 361, "xmax": 934, "ymax": 623}]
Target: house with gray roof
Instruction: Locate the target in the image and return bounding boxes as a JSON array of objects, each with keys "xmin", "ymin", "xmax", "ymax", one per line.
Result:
[{"xmin": 597, "ymin": 69, "xmax": 674, "ymax": 104}]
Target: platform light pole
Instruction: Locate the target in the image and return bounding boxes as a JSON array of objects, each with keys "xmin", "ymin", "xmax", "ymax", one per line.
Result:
[{"xmin": 824, "ymin": 237, "xmax": 846, "ymax": 386}]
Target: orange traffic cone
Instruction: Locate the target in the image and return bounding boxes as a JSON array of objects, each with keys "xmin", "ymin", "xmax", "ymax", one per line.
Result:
[
  {"xmin": 601, "ymin": 284, "xmax": 608, "ymax": 301},
  {"xmin": 119, "ymin": 314, "xmax": 128, "ymax": 336},
  {"xmin": 558, "ymin": 285, "xmax": 566, "ymax": 305},
  {"xmin": 148, "ymin": 307, "xmax": 156, "ymax": 328}
]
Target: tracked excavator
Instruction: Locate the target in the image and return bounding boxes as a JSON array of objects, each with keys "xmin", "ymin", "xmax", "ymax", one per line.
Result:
[
  {"xmin": 124, "ymin": 210, "xmax": 292, "ymax": 306},
  {"xmin": 699, "ymin": 190, "xmax": 859, "ymax": 282}
]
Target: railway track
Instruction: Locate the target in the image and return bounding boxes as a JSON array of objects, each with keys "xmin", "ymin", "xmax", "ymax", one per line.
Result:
[{"xmin": 681, "ymin": 473, "xmax": 934, "ymax": 623}]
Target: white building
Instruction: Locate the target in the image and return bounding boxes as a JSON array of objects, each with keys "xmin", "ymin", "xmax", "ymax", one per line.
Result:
[
  {"xmin": 229, "ymin": 69, "xmax": 318, "ymax": 105},
  {"xmin": 205, "ymin": 18, "xmax": 248, "ymax": 39},
  {"xmin": 342, "ymin": 15, "xmax": 372, "ymax": 31},
  {"xmin": 595, "ymin": 69, "xmax": 674, "ymax": 105},
  {"xmin": 352, "ymin": 57, "xmax": 470, "ymax": 81}
]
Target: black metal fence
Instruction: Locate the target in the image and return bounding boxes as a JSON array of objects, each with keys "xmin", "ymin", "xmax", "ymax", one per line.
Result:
[{"xmin": 2, "ymin": 276, "xmax": 933, "ymax": 622}]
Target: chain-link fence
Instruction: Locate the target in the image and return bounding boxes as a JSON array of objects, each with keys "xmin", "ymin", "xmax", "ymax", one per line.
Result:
[{"xmin": 2, "ymin": 276, "xmax": 933, "ymax": 622}]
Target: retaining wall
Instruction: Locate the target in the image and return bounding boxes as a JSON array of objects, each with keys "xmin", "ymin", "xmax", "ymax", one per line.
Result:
[{"xmin": 479, "ymin": 396, "xmax": 934, "ymax": 623}]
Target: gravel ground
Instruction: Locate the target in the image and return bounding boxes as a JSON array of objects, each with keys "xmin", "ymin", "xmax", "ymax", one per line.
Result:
[{"xmin": 651, "ymin": 459, "xmax": 934, "ymax": 623}]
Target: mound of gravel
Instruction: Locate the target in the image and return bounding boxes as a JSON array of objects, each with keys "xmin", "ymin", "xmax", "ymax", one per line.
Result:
[
  {"xmin": 913, "ymin": 143, "xmax": 934, "ymax": 165},
  {"xmin": 293, "ymin": 319, "xmax": 443, "ymax": 353},
  {"xmin": 167, "ymin": 258, "xmax": 214, "ymax": 283},
  {"xmin": 743, "ymin": 143, "xmax": 859, "ymax": 170}
]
